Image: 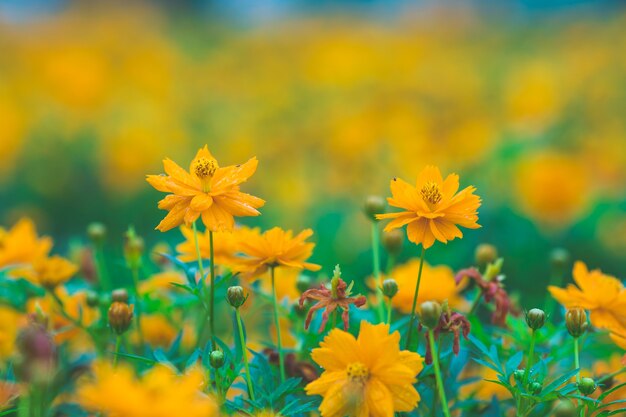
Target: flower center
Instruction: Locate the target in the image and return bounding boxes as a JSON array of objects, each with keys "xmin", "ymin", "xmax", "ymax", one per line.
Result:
[
  {"xmin": 420, "ymin": 181, "xmax": 442, "ymax": 205},
  {"xmin": 346, "ymin": 362, "xmax": 369, "ymax": 384},
  {"xmin": 194, "ymin": 157, "xmax": 218, "ymax": 179}
]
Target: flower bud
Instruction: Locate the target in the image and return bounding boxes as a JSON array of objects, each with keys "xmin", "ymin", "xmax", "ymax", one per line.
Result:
[
  {"xmin": 108, "ymin": 302, "xmax": 134, "ymax": 335},
  {"xmin": 513, "ymin": 369, "xmax": 525, "ymax": 383},
  {"xmin": 382, "ymin": 279, "xmax": 398, "ymax": 299},
  {"xmin": 529, "ymin": 381, "xmax": 542, "ymax": 395},
  {"xmin": 382, "ymin": 229, "xmax": 403, "ymax": 256},
  {"xmin": 124, "ymin": 227, "xmax": 144, "ymax": 270},
  {"xmin": 85, "ymin": 290, "xmax": 100, "ymax": 308},
  {"xmin": 565, "ymin": 308, "xmax": 588, "ymax": 338},
  {"xmin": 209, "ymin": 350, "xmax": 225, "ymax": 368},
  {"xmin": 226, "ymin": 286, "xmax": 247, "ymax": 308},
  {"xmin": 364, "ymin": 195, "xmax": 386, "ymax": 220},
  {"xmin": 550, "ymin": 248, "xmax": 570, "ymax": 271},
  {"xmin": 578, "ymin": 377, "xmax": 596, "ymax": 396},
  {"xmin": 87, "ymin": 222, "xmax": 107, "ymax": 245},
  {"xmin": 475, "ymin": 244, "xmax": 498, "ymax": 266},
  {"xmin": 525, "ymin": 308, "xmax": 546, "ymax": 330},
  {"xmin": 14, "ymin": 322, "xmax": 57, "ymax": 383},
  {"xmin": 553, "ymin": 400, "xmax": 576, "ymax": 417},
  {"xmin": 111, "ymin": 288, "xmax": 129, "ymax": 303},
  {"xmin": 420, "ymin": 301, "xmax": 442, "ymax": 330},
  {"xmin": 296, "ymin": 275, "xmax": 313, "ymax": 293}
]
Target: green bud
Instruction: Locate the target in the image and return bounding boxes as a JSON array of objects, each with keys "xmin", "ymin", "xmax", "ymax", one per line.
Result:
[
  {"xmin": 553, "ymin": 400, "xmax": 576, "ymax": 417},
  {"xmin": 513, "ymin": 369, "xmax": 525, "ymax": 383},
  {"xmin": 484, "ymin": 258, "xmax": 504, "ymax": 281},
  {"xmin": 550, "ymin": 248, "xmax": 570, "ymax": 271},
  {"xmin": 87, "ymin": 222, "xmax": 107, "ymax": 245},
  {"xmin": 525, "ymin": 308, "xmax": 546, "ymax": 330},
  {"xmin": 529, "ymin": 381, "xmax": 542, "ymax": 395},
  {"xmin": 578, "ymin": 377, "xmax": 596, "ymax": 396},
  {"xmin": 382, "ymin": 279, "xmax": 398, "ymax": 299},
  {"xmin": 226, "ymin": 286, "xmax": 247, "ymax": 308},
  {"xmin": 124, "ymin": 227, "xmax": 144, "ymax": 269},
  {"xmin": 382, "ymin": 229, "xmax": 403, "ymax": 256},
  {"xmin": 364, "ymin": 195, "xmax": 386, "ymax": 220},
  {"xmin": 209, "ymin": 350, "xmax": 225, "ymax": 368},
  {"xmin": 565, "ymin": 308, "xmax": 588, "ymax": 338},
  {"xmin": 85, "ymin": 290, "xmax": 99, "ymax": 308},
  {"xmin": 475, "ymin": 244, "xmax": 498, "ymax": 266},
  {"xmin": 420, "ymin": 301, "xmax": 442, "ymax": 330}
]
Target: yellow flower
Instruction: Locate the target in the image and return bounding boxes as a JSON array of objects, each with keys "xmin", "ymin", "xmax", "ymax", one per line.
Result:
[
  {"xmin": 369, "ymin": 259, "xmax": 465, "ymax": 313},
  {"xmin": 0, "ymin": 217, "xmax": 52, "ymax": 269},
  {"xmin": 176, "ymin": 225, "xmax": 256, "ymax": 267},
  {"xmin": 306, "ymin": 321, "xmax": 424, "ymax": 417},
  {"xmin": 20, "ymin": 255, "xmax": 78, "ymax": 289},
  {"xmin": 78, "ymin": 361, "xmax": 218, "ymax": 417},
  {"xmin": 0, "ymin": 306, "xmax": 25, "ymax": 362},
  {"xmin": 258, "ymin": 267, "xmax": 301, "ymax": 301},
  {"xmin": 234, "ymin": 227, "xmax": 321, "ymax": 277},
  {"xmin": 376, "ymin": 166, "xmax": 481, "ymax": 249},
  {"xmin": 139, "ymin": 271, "xmax": 186, "ymax": 296},
  {"xmin": 549, "ymin": 261, "xmax": 626, "ymax": 334},
  {"xmin": 459, "ymin": 365, "xmax": 509, "ymax": 401},
  {"xmin": 132, "ymin": 315, "xmax": 178, "ymax": 348},
  {"xmin": 146, "ymin": 145, "xmax": 265, "ymax": 232}
]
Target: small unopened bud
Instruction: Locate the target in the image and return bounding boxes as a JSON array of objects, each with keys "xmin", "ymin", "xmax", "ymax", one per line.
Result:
[
  {"xmin": 382, "ymin": 279, "xmax": 398, "ymax": 299},
  {"xmin": 209, "ymin": 350, "xmax": 225, "ymax": 368},
  {"xmin": 87, "ymin": 222, "xmax": 106, "ymax": 245},
  {"xmin": 525, "ymin": 308, "xmax": 546, "ymax": 330},
  {"xmin": 111, "ymin": 288, "xmax": 129, "ymax": 303},
  {"xmin": 382, "ymin": 229, "xmax": 403, "ymax": 256},
  {"xmin": 513, "ymin": 369, "xmax": 525, "ymax": 383},
  {"xmin": 553, "ymin": 400, "xmax": 576, "ymax": 417},
  {"xmin": 420, "ymin": 301, "xmax": 442, "ymax": 329},
  {"xmin": 124, "ymin": 227, "xmax": 144, "ymax": 269},
  {"xmin": 85, "ymin": 290, "xmax": 99, "ymax": 308},
  {"xmin": 226, "ymin": 286, "xmax": 247, "ymax": 308},
  {"xmin": 475, "ymin": 244, "xmax": 498, "ymax": 266},
  {"xmin": 484, "ymin": 258, "xmax": 503, "ymax": 281},
  {"xmin": 364, "ymin": 195, "xmax": 386, "ymax": 220},
  {"xmin": 550, "ymin": 248, "xmax": 570, "ymax": 271},
  {"xmin": 578, "ymin": 377, "xmax": 596, "ymax": 396},
  {"xmin": 565, "ymin": 308, "xmax": 588, "ymax": 338},
  {"xmin": 108, "ymin": 302, "xmax": 134, "ymax": 335},
  {"xmin": 529, "ymin": 381, "xmax": 542, "ymax": 395},
  {"xmin": 296, "ymin": 275, "xmax": 313, "ymax": 293}
]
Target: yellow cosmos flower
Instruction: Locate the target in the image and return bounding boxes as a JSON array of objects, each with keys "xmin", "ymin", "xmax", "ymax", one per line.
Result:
[
  {"xmin": 376, "ymin": 166, "xmax": 481, "ymax": 249},
  {"xmin": 368, "ymin": 259, "xmax": 465, "ymax": 312},
  {"xmin": 147, "ymin": 145, "xmax": 265, "ymax": 232},
  {"xmin": 549, "ymin": 261, "xmax": 626, "ymax": 333},
  {"xmin": 234, "ymin": 227, "xmax": 321, "ymax": 277},
  {"xmin": 0, "ymin": 217, "xmax": 52, "ymax": 268},
  {"xmin": 306, "ymin": 321, "xmax": 424, "ymax": 417},
  {"xmin": 19, "ymin": 255, "xmax": 78, "ymax": 289},
  {"xmin": 0, "ymin": 306, "xmax": 25, "ymax": 362},
  {"xmin": 78, "ymin": 361, "xmax": 218, "ymax": 417}
]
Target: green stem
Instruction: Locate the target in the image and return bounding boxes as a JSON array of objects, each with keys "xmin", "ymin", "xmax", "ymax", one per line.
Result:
[
  {"xmin": 574, "ymin": 337, "xmax": 580, "ymax": 384},
  {"xmin": 386, "ymin": 297, "xmax": 393, "ymax": 324},
  {"xmin": 428, "ymin": 329, "xmax": 451, "ymax": 417},
  {"xmin": 235, "ymin": 308, "xmax": 256, "ymax": 401},
  {"xmin": 209, "ymin": 230, "xmax": 216, "ymax": 350},
  {"xmin": 93, "ymin": 244, "xmax": 112, "ymax": 292},
  {"xmin": 48, "ymin": 290, "xmax": 99, "ymax": 343},
  {"xmin": 192, "ymin": 221, "xmax": 211, "ymax": 346},
  {"xmin": 405, "ymin": 246, "xmax": 426, "ymax": 350},
  {"xmin": 523, "ymin": 329, "xmax": 537, "ymax": 388},
  {"xmin": 113, "ymin": 335, "xmax": 121, "ymax": 367},
  {"xmin": 17, "ymin": 394, "xmax": 29, "ymax": 417},
  {"xmin": 371, "ymin": 222, "xmax": 385, "ymax": 323},
  {"xmin": 271, "ymin": 266, "xmax": 286, "ymax": 383},
  {"xmin": 468, "ymin": 290, "xmax": 482, "ymax": 315},
  {"xmin": 130, "ymin": 266, "xmax": 144, "ymax": 348}
]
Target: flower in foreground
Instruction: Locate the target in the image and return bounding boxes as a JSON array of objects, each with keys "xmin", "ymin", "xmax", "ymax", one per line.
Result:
[
  {"xmin": 78, "ymin": 361, "xmax": 217, "ymax": 417},
  {"xmin": 233, "ymin": 227, "xmax": 321, "ymax": 277},
  {"xmin": 306, "ymin": 321, "xmax": 424, "ymax": 417},
  {"xmin": 548, "ymin": 261, "xmax": 626, "ymax": 333},
  {"xmin": 376, "ymin": 165, "xmax": 481, "ymax": 249},
  {"xmin": 146, "ymin": 145, "xmax": 264, "ymax": 232}
]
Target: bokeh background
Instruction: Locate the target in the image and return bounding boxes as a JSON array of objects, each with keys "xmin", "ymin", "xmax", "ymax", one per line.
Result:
[{"xmin": 1, "ymin": 0, "xmax": 626, "ymax": 304}]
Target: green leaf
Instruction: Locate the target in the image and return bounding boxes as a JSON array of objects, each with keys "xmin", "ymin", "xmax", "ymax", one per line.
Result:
[{"xmin": 541, "ymin": 368, "xmax": 579, "ymax": 396}]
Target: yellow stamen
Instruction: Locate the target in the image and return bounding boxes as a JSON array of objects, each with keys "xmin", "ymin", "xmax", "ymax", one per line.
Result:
[
  {"xmin": 420, "ymin": 181, "xmax": 442, "ymax": 205},
  {"xmin": 194, "ymin": 157, "xmax": 218, "ymax": 179},
  {"xmin": 346, "ymin": 362, "xmax": 369, "ymax": 384}
]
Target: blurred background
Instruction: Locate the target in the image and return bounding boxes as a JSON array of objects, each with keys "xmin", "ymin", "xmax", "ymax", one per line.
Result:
[{"xmin": 1, "ymin": 0, "xmax": 625, "ymax": 303}]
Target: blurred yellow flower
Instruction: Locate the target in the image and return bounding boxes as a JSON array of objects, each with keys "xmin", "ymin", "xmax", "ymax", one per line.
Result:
[
  {"xmin": 78, "ymin": 361, "xmax": 218, "ymax": 417},
  {"xmin": 147, "ymin": 145, "xmax": 264, "ymax": 232},
  {"xmin": 306, "ymin": 321, "xmax": 423, "ymax": 417},
  {"xmin": 19, "ymin": 255, "xmax": 78, "ymax": 289},
  {"xmin": 0, "ymin": 306, "xmax": 25, "ymax": 362},
  {"xmin": 0, "ymin": 217, "xmax": 52, "ymax": 269},
  {"xmin": 376, "ymin": 165, "xmax": 481, "ymax": 249},
  {"xmin": 132, "ymin": 315, "xmax": 178, "ymax": 349},
  {"xmin": 459, "ymin": 365, "xmax": 509, "ymax": 401},
  {"xmin": 139, "ymin": 271, "xmax": 185, "ymax": 296},
  {"xmin": 176, "ymin": 225, "xmax": 256, "ymax": 267}
]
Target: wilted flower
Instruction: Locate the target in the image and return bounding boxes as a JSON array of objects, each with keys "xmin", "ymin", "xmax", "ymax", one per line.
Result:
[{"xmin": 420, "ymin": 303, "xmax": 471, "ymax": 365}]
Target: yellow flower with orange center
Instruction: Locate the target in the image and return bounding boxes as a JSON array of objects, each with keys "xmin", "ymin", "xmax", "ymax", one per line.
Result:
[
  {"xmin": 368, "ymin": 259, "xmax": 465, "ymax": 312},
  {"xmin": 306, "ymin": 321, "xmax": 424, "ymax": 417},
  {"xmin": 376, "ymin": 165, "xmax": 481, "ymax": 249},
  {"xmin": 549, "ymin": 261, "xmax": 626, "ymax": 337},
  {"xmin": 18, "ymin": 255, "xmax": 78, "ymax": 289},
  {"xmin": 234, "ymin": 227, "xmax": 321, "ymax": 277},
  {"xmin": 77, "ymin": 361, "xmax": 218, "ymax": 417},
  {"xmin": 147, "ymin": 145, "xmax": 265, "ymax": 232},
  {"xmin": 0, "ymin": 217, "xmax": 52, "ymax": 269}
]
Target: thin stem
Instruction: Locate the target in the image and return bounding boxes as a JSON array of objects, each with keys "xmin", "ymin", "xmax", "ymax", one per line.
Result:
[
  {"xmin": 209, "ymin": 230, "xmax": 216, "ymax": 350},
  {"xmin": 113, "ymin": 335, "xmax": 121, "ymax": 367},
  {"xmin": 130, "ymin": 266, "xmax": 144, "ymax": 348},
  {"xmin": 48, "ymin": 289, "xmax": 98, "ymax": 342},
  {"xmin": 386, "ymin": 297, "xmax": 393, "ymax": 324},
  {"xmin": 192, "ymin": 220, "xmax": 206, "ymax": 282},
  {"xmin": 523, "ymin": 329, "xmax": 537, "ymax": 387},
  {"xmin": 371, "ymin": 222, "xmax": 385, "ymax": 323},
  {"xmin": 235, "ymin": 308, "xmax": 256, "ymax": 401},
  {"xmin": 271, "ymin": 266, "xmax": 286, "ymax": 383},
  {"xmin": 18, "ymin": 394, "xmax": 29, "ymax": 417},
  {"xmin": 428, "ymin": 329, "xmax": 451, "ymax": 417},
  {"xmin": 405, "ymin": 246, "xmax": 426, "ymax": 350},
  {"xmin": 468, "ymin": 290, "xmax": 482, "ymax": 315},
  {"xmin": 215, "ymin": 367, "xmax": 223, "ymax": 403},
  {"xmin": 597, "ymin": 366, "xmax": 626, "ymax": 385},
  {"xmin": 93, "ymin": 244, "xmax": 112, "ymax": 292},
  {"xmin": 574, "ymin": 337, "xmax": 581, "ymax": 384}
]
